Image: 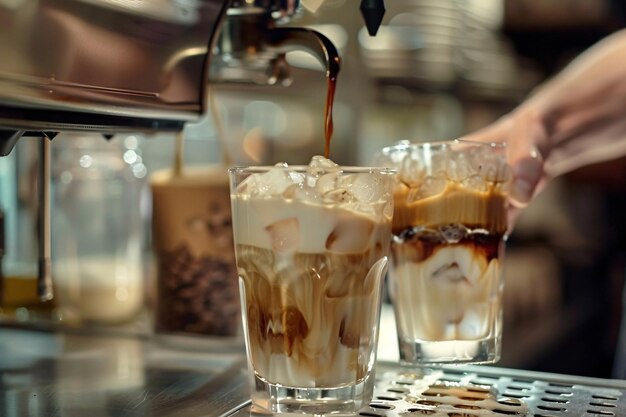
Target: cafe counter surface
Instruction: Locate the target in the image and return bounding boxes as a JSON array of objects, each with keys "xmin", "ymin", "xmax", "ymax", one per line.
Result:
[{"xmin": 1, "ymin": 307, "xmax": 626, "ymax": 417}]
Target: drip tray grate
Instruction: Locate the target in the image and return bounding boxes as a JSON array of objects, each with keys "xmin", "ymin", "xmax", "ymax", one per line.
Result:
[{"xmin": 359, "ymin": 364, "xmax": 626, "ymax": 417}]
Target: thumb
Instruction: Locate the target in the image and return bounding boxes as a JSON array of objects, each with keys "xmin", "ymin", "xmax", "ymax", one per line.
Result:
[
  {"xmin": 509, "ymin": 155, "xmax": 543, "ymax": 206},
  {"xmin": 507, "ymin": 113, "xmax": 546, "ymax": 206}
]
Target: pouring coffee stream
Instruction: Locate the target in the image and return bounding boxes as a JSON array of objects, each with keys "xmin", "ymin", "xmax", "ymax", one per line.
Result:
[
  {"xmin": 267, "ymin": 28, "xmax": 341, "ymax": 159},
  {"xmin": 255, "ymin": 27, "xmax": 341, "ymax": 159},
  {"xmin": 324, "ymin": 68, "xmax": 339, "ymax": 159}
]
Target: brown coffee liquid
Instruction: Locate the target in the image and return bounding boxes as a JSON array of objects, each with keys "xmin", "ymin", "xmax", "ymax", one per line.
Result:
[
  {"xmin": 236, "ymin": 243, "xmax": 383, "ymax": 384},
  {"xmin": 391, "ymin": 225, "xmax": 504, "ymax": 267},
  {"xmin": 323, "ymin": 58, "xmax": 340, "ymax": 159},
  {"xmin": 324, "ymin": 76, "xmax": 336, "ymax": 159}
]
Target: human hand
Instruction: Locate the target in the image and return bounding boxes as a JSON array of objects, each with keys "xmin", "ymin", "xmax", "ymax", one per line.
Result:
[
  {"xmin": 460, "ymin": 110, "xmax": 548, "ymax": 230},
  {"xmin": 461, "ymin": 29, "xmax": 626, "ymax": 230}
]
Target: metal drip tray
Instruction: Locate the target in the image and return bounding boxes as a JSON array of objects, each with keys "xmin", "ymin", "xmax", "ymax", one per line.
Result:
[
  {"xmin": 228, "ymin": 363, "xmax": 626, "ymax": 417},
  {"xmin": 357, "ymin": 364, "xmax": 626, "ymax": 417}
]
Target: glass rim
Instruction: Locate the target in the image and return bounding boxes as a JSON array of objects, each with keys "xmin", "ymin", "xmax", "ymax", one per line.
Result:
[
  {"xmin": 380, "ymin": 139, "xmax": 506, "ymax": 154},
  {"xmin": 228, "ymin": 165, "xmax": 397, "ymax": 175}
]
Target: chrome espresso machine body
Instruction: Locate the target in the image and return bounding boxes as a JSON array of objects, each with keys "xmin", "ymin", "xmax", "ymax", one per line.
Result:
[
  {"xmin": 0, "ymin": 0, "xmax": 386, "ymax": 153},
  {"xmin": 0, "ymin": 0, "xmax": 386, "ymax": 299}
]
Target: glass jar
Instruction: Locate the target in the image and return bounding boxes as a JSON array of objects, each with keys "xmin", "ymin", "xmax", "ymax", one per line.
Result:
[{"xmin": 52, "ymin": 133, "xmax": 146, "ymax": 325}]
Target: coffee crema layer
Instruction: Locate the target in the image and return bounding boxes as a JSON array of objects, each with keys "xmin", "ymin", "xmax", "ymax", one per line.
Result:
[
  {"xmin": 392, "ymin": 181, "xmax": 508, "ymax": 235},
  {"xmin": 237, "ymin": 245, "xmax": 387, "ymax": 387}
]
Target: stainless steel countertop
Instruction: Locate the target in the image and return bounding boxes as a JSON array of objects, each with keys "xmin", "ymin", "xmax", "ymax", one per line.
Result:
[
  {"xmin": 2, "ymin": 322, "xmax": 626, "ymax": 417},
  {"xmin": 0, "ymin": 326, "xmax": 249, "ymax": 417}
]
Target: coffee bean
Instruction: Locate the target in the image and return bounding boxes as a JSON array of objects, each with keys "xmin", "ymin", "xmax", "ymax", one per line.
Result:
[{"xmin": 155, "ymin": 245, "xmax": 240, "ymax": 336}]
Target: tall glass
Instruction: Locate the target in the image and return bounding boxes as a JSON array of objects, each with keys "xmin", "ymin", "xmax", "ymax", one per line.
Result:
[
  {"xmin": 151, "ymin": 165, "xmax": 241, "ymax": 344},
  {"xmin": 377, "ymin": 140, "xmax": 511, "ymax": 364},
  {"xmin": 229, "ymin": 159, "xmax": 395, "ymax": 415},
  {"xmin": 53, "ymin": 135, "xmax": 145, "ymax": 325}
]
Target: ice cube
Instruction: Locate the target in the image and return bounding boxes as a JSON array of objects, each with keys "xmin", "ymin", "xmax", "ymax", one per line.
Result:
[
  {"xmin": 430, "ymin": 151, "xmax": 449, "ymax": 177},
  {"xmin": 453, "ymin": 246, "xmax": 488, "ymax": 286},
  {"xmin": 282, "ymin": 183, "xmax": 321, "ymax": 202},
  {"xmin": 257, "ymin": 166, "xmax": 298, "ymax": 196},
  {"xmin": 344, "ymin": 202, "xmax": 379, "ymax": 216},
  {"xmin": 461, "ymin": 175, "xmax": 488, "ymax": 192},
  {"xmin": 448, "ymin": 305, "xmax": 466, "ymax": 325},
  {"xmin": 475, "ymin": 152, "xmax": 511, "ymax": 183},
  {"xmin": 325, "ymin": 214, "xmax": 374, "ymax": 253},
  {"xmin": 398, "ymin": 155, "xmax": 426, "ymax": 187},
  {"xmin": 432, "ymin": 262, "xmax": 466, "ymax": 284},
  {"xmin": 439, "ymin": 224, "xmax": 468, "ymax": 244},
  {"xmin": 495, "ymin": 159, "xmax": 512, "ymax": 182},
  {"xmin": 322, "ymin": 188, "xmax": 355, "ymax": 204},
  {"xmin": 289, "ymin": 171, "xmax": 305, "ymax": 184},
  {"xmin": 235, "ymin": 172, "xmax": 261, "ymax": 195},
  {"xmin": 348, "ymin": 172, "xmax": 387, "ymax": 203},
  {"xmin": 481, "ymin": 156, "xmax": 511, "ymax": 183},
  {"xmin": 424, "ymin": 246, "xmax": 487, "ymax": 288},
  {"xmin": 447, "ymin": 154, "xmax": 473, "ymax": 182},
  {"xmin": 307, "ymin": 155, "xmax": 339, "ymax": 178},
  {"xmin": 457, "ymin": 305, "xmax": 489, "ymax": 339},
  {"xmin": 418, "ymin": 176, "xmax": 447, "ymax": 198},
  {"xmin": 265, "ymin": 217, "xmax": 300, "ymax": 253},
  {"xmin": 396, "ymin": 226, "xmax": 421, "ymax": 243},
  {"xmin": 315, "ymin": 172, "xmax": 339, "ymax": 195}
]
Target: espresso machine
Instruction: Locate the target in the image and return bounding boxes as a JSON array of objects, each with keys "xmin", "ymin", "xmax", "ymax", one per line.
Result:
[{"xmin": 0, "ymin": 0, "xmax": 385, "ymax": 303}]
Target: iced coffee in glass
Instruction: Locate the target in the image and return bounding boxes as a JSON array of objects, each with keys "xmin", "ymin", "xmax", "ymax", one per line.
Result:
[
  {"xmin": 377, "ymin": 140, "xmax": 511, "ymax": 364},
  {"xmin": 151, "ymin": 166, "xmax": 240, "ymax": 343},
  {"xmin": 229, "ymin": 156, "xmax": 395, "ymax": 414}
]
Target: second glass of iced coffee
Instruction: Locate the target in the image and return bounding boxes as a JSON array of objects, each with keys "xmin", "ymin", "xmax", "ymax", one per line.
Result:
[
  {"xmin": 377, "ymin": 140, "xmax": 511, "ymax": 364},
  {"xmin": 230, "ymin": 156, "xmax": 395, "ymax": 415}
]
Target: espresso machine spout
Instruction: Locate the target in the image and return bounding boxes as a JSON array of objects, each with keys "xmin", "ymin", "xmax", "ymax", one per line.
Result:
[
  {"xmin": 210, "ymin": 1, "xmax": 341, "ymax": 86},
  {"xmin": 265, "ymin": 28, "xmax": 340, "ymax": 82}
]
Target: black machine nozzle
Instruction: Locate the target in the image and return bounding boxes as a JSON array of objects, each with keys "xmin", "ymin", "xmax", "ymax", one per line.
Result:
[{"xmin": 360, "ymin": 0, "xmax": 385, "ymax": 36}]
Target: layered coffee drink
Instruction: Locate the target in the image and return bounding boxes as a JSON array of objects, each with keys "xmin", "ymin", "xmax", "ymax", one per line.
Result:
[
  {"xmin": 151, "ymin": 166, "xmax": 240, "ymax": 339},
  {"xmin": 230, "ymin": 156, "xmax": 394, "ymax": 412},
  {"xmin": 378, "ymin": 141, "xmax": 510, "ymax": 364}
]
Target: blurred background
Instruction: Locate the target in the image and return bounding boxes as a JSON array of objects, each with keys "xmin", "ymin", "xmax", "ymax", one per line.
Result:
[{"xmin": 1, "ymin": 0, "xmax": 626, "ymax": 378}]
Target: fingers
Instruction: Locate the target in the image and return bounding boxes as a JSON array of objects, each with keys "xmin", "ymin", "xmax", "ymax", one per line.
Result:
[
  {"xmin": 509, "ymin": 152, "xmax": 543, "ymax": 206},
  {"xmin": 507, "ymin": 112, "xmax": 547, "ymax": 206},
  {"xmin": 461, "ymin": 111, "xmax": 548, "ymax": 230}
]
